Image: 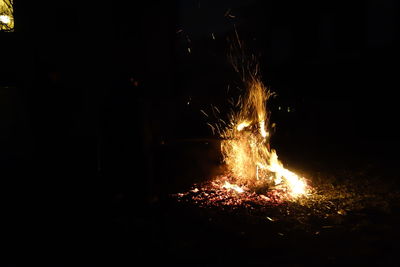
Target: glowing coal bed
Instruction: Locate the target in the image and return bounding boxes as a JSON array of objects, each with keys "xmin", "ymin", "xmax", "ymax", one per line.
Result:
[
  {"xmin": 173, "ymin": 174, "xmax": 307, "ymax": 208},
  {"xmin": 171, "ymin": 169, "xmax": 400, "ymax": 230},
  {"xmin": 165, "ymin": 161, "xmax": 400, "ymax": 265}
]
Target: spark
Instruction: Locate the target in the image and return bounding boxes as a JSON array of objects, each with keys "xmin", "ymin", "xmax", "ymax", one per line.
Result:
[
  {"xmin": 215, "ymin": 124, "xmax": 221, "ymax": 135},
  {"xmin": 231, "ymin": 62, "xmax": 240, "ymax": 73},
  {"xmin": 207, "ymin": 123, "xmax": 215, "ymax": 135},
  {"xmin": 224, "ymin": 8, "xmax": 231, "ymax": 17},
  {"xmin": 236, "ymin": 95, "xmax": 241, "ymax": 107},
  {"xmin": 211, "ymin": 105, "xmax": 217, "ymax": 117},
  {"xmin": 200, "ymin": 109, "xmax": 209, "ymax": 117},
  {"xmin": 234, "ymin": 24, "xmax": 242, "ymax": 49}
]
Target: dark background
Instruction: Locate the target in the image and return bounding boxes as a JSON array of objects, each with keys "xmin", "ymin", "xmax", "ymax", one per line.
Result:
[{"xmin": 1, "ymin": 0, "xmax": 399, "ymax": 264}]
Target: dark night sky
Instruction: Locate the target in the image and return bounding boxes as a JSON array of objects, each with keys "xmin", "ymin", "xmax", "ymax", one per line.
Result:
[
  {"xmin": 173, "ymin": 0, "xmax": 400, "ymax": 164},
  {"xmin": 1, "ymin": 0, "xmax": 400, "ymax": 263}
]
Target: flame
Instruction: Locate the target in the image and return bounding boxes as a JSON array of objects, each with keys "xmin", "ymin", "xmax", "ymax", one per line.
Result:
[
  {"xmin": 236, "ymin": 120, "xmax": 250, "ymax": 131},
  {"xmin": 221, "ymin": 181, "xmax": 245, "ymax": 193},
  {"xmin": 219, "ymin": 64, "xmax": 308, "ymax": 198}
]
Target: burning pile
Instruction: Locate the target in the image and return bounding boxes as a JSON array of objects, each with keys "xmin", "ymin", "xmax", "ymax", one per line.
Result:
[
  {"xmin": 219, "ymin": 75, "xmax": 308, "ymax": 199},
  {"xmin": 175, "ymin": 39, "xmax": 310, "ymax": 205}
]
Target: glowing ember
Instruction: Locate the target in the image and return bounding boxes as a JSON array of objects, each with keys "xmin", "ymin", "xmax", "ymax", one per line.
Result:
[{"xmin": 173, "ymin": 175, "xmax": 291, "ymax": 208}]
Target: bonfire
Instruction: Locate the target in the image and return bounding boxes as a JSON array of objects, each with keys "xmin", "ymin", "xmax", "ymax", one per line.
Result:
[{"xmin": 175, "ymin": 37, "xmax": 310, "ymax": 206}]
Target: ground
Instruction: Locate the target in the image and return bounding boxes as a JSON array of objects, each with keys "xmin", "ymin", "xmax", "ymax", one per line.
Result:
[{"xmin": 106, "ymin": 142, "xmax": 400, "ymax": 265}]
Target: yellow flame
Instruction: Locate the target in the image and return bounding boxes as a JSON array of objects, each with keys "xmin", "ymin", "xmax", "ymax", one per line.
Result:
[
  {"xmin": 237, "ymin": 120, "xmax": 251, "ymax": 131},
  {"xmin": 259, "ymin": 121, "xmax": 268, "ymax": 138},
  {"xmin": 222, "ymin": 181, "xmax": 244, "ymax": 193},
  {"xmin": 267, "ymin": 150, "xmax": 307, "ymax": 197}
]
